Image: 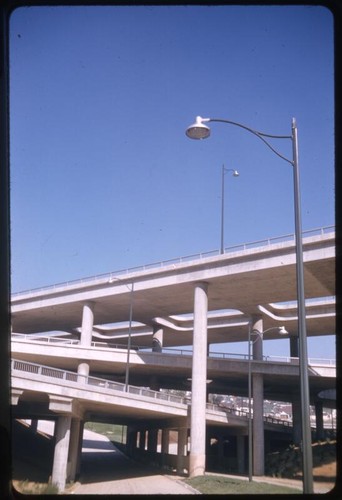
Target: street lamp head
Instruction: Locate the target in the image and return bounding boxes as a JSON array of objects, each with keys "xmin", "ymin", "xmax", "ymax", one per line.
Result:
[
  {"xmin": 186, "ymin": 116, "xmax": 211, "ymax": 140},
  {"xmin": 233, "ymin": 170, "xmax": 239, "ymax": 177},
  {"xmin": 279, "ymin": 326, "xmax": 288, "ymax": 335}
]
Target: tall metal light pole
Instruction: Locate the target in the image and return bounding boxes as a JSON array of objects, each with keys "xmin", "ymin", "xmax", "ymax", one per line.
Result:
[
  {"xmin": 186, "ymin": 115, "xmax": 313, "ymax": 493},
  {"xmin": 221, "ymin": 165, "xmax": 239, "ymax": 254}
]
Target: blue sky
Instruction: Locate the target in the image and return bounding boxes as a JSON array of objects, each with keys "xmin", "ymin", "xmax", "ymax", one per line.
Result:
[{"xmin": 9, "ymin": 5, "xmax": 335, "ymax": 358}]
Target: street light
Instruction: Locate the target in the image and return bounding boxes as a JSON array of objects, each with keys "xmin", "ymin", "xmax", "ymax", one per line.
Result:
[
  {"xmin": 186, "ymin": 115, "xmax": 313, "ymax": 493},
  {"xmin": 221, "ymin": 165, "xmax": 239, "ymax": 254},
  {"xmin": 247, "ymin": 325, "xmax": 288, "ymax": 482}
]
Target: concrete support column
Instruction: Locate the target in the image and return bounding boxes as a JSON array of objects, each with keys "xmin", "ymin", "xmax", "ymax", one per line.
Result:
[
  {"xmin": 30, "ymin": 419, "xmax": 38, "ymax": 432},
  {"xmin": 161, "ymin": 429, "xmax": 169, "ymax": 455},
  {"xmin": 292, "ymin": 398, "xmax": 302, "ymax": 444},
  {"xmin": 139, "ymin": 430, "xmax": 146, "ymax": 450},
  {"xmin": 78, "ymin": 302, "xmax": 95, "ymax": 381},
  {"xmin": 315, "ymin": 401, "xmax": 325, "ymax": 441},
  {"xmin": 126, "ymin": 426, "xmax": 137, "ymax": 456},
  {"xmin": 80, "ymin": 301, "xmax": 95, "ymax": 346},
  {"xmin": 161, "ymin": 429, "xmax": 170, "ymax": 467},
  {"xmin": 237, "ymin": 435, "xmax": 245, "ymax": 474},
  {"xmin": 147, "ymin": 429, "xmax": 158, "ymax": 453},
  {"xmin": 290, "ymin": 335, "xmax": 299, "ymax": 358},
  {"xmin": 177, "ymin": 428, "xmax": 188, "ymax": 474},
  {"xmin": 68, "ymin": 418, "xmax": 82, "ymax": 482},
  {"xmin": 189, "ymin": 282, "xmax": 208, "ymax": 478},
  {"xmin": 149, "ymin": 375, "xmax": 159, "ymax": 391},
  {"xmin": 77, "ymin": 362, "xmax": 90, "ymax": 383},
  {"xmin": 251, "ymin": 316, "xmax": 264, "ymax": 476},
  {"xmin": 51, "ymin": 416, "xmax": 72, "ymax": 492},
  {"xmin": 76, "ymin": 420, "xmax": 84, "ymax": 479},
  {"xmin": 152, "ymin": 325, "xmax": 163, "ymax": 352}
]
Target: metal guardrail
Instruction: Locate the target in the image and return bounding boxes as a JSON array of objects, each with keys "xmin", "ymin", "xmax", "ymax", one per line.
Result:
[
  {"xmin": 11, "ymin": 334, "xmax": 336, "ymax": 367},
  {"xmin": 11, "ymin": 225, "xmax": 334, "ymax": 297},
  {"xmin": 11, "ymin": 359, "xmax": 189, "ymax": 406},
  {"xmin": 12, "ymin": 359, "xmax": 293, "ymax": 428}
]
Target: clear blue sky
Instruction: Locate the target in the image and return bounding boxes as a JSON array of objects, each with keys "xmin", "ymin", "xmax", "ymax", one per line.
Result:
[{"xmin": 9, "ymin": 5, "xmax": 335, "ymax": 358}]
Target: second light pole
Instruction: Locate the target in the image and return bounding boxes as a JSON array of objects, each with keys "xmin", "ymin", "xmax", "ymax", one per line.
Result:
[{"xmin": 220, "ymin": 165, "xmax": 239, "ymax": 254}]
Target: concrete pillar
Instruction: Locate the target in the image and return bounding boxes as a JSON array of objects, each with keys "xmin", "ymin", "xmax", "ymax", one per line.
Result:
[
  {"xmin": 51, "ymin": 416, "xmax": 72, "ymax": 492},
  {"xmin": 126, "ymin": 426, "xmax": 137, "ymax": 456},
  {"xmin": 161, "ymin": 429, "xmax": 169, "ymax": 455},
  {"xmin": 77, "ymin": 362, "xmax": 89, "ymax": 383},
  {"xmin": 78, "ymin": 302, "xmax": 95, "ymax": 381},
  {"xmin": 315, "ymin": 401, "xmax": 325, "ymax": 441},
  {"xmin": 152, "ymin": 325, "xmax": 163, "ymax": 352},
  {"xmin": 252, "ymin": 316, "xmax": 264, "ymax": 476},
  {"xmin": 290, "ymin": 335, "xmax": 299, "ymax": 358},
  {"xmin": 139, "ymin": 430, "xmax": 146, "ymax": 450},
  {"xmin": 30, "ymin": 419, "xmax": 38, "ymax": 432},
  {"xmin": 68, "ymin": 418, "xmax": 82, "ymax": 482},
  {"xmin": 292, "ymin": 398, "xmax": 302, "ymax": 444},
  {"xmin": 149, "ymin": 375, "xmax": 159, "ymax": 391},
  {"xmin": 76, "ymin": 420, "xmax": 84, "ymax": 479},
  {"xmin": 161, "ymin": 429, "xmax": 170, "ymax": 468},
  {"xmin": 177, "ymin": 428, "xmax": 188, "ymax": 474},
  {"xmin": 237, "ymin": 435, "xmax": 245, "ymax": 474},
  {"xmin": 80, "ymin": 301, "xmax": 95, "ymax": 346},
  {"xmin": 189, "ymin": 282, "xmax": 208, "ymax": 478},
  {"xmin": 147, "ymin": 429, "xmax": 158, "ymax": 453}
]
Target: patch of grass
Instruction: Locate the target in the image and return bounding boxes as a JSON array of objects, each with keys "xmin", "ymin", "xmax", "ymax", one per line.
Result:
[
  {"xmin": 184, "ymin": 475, "xmax": 301, "ymax": 494},
  {"xmin": 13, "ymin": 479, "xmax": 59, "ymax": 495},
  {"xmin": 84, "ymin": 422, "xmax": 125, "ymax": 442}
]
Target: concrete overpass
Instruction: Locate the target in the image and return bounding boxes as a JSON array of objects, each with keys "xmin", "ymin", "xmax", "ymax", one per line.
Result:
[
  {"xmin": 12, "ymin": 226, "xmax": 335, "ymax": 345},
  {"xmin": 11, "ymin": 226, "xmax": 336, "ymax": 491}
]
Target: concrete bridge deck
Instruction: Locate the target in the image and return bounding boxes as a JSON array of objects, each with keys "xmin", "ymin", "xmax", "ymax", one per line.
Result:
[
  {"xmin": 12, "ymin": 358, "xmax": 296, "ymax": 434},
  {"xmin": 11, "ymin": 227, "xmax": 335, "ymax": 345},
  {"xmin": 11, "ymin": 337, "xmax": 335, "ymax": 404}
]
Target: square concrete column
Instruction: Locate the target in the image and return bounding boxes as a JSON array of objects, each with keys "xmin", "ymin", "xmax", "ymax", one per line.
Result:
[
  {"xmin": 147, "ymin": 428, "xmax": 158, "ymax": 453},
  {"xmin": 139, "ymin": 430, "xmax": 146, "ymax": 450},
  {"xmin": 189, "ymin": 282, "xmax": 208, "ymax": 478},
  {"xmin": 76, "ymin": 420, "xmax": 84, "ymax": 479},
  {"xmin": 161, "ymin": 429, "xmax": 170, "ymax": 468},
  {"xmin": 67, "ymin": 418, "xmax": 82, "ymax": 482},
  {"xmin": 177, "ymin": 428, "xmax": 188, "ymax": 474},
  {"xmin": 51, "ymin": 415, "xmax": 72, "ymax": 492},
  {"xmin": 161, "ymin": 429, "xmax": 169, "ymax": 454}
]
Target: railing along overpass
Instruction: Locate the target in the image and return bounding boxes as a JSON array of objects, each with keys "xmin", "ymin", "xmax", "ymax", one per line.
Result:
[
  {"xmin": 11, "ymin": 359, "xmax": 296, "ymax": 434},
  {"xmin": 12, "ymin": 336, "xmax": 336, "ymax": 410}
]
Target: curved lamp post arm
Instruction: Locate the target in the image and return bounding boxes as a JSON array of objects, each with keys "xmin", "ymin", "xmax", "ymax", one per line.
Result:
[{"xmin": 186, "ymin": 116, "xmax": 294, "ymax": 165}]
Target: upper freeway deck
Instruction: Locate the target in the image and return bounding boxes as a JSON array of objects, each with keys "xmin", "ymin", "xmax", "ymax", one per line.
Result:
[{"xmin": 11, "ymin": 227, "xmax": 335, "ymax": 346}]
